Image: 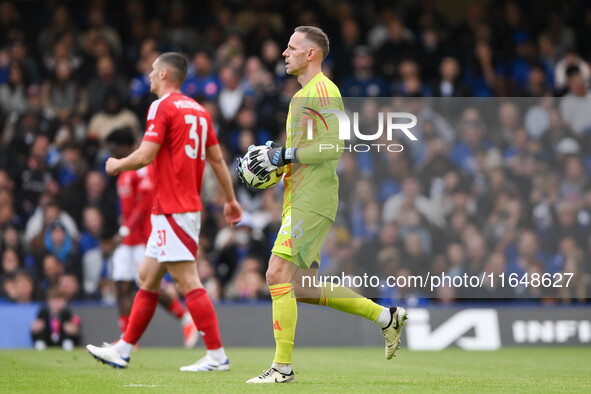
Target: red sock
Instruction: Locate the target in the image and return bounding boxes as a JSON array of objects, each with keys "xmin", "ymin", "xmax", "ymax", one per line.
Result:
[
  {"xmin": 185, "ymin": 288, "xmax": 222, "ymax": 350},
  {"xmin": 166, "ymin": 298, "xmax": 186, "ymax": 320},
  {"xmin": 122, "ymin": 289, "xmax": 159, "ymax": 345},
  {"xmin": 118, "ymin": 314, "xmax": 129, "ymax": 334}
]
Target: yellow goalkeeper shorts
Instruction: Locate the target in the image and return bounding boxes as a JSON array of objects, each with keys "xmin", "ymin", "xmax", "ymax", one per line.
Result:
[{"xmin": 271, "ymin": 207, "xmax": 332, "ymax": 269}]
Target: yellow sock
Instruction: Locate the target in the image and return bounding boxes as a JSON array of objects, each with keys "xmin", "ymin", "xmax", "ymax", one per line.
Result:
[
  {"xmin": 270, "ymin": 283, "xmax": 297, "ymax": 364},
  {"xmin": 318, "ymin": 283, "xmax": 383, "ymax": 323}
]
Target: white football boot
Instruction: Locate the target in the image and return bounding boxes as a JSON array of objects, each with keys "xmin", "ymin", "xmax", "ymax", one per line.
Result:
[
  {"xmin": 381, "ymin": 306, "xmax": 408, "ymax": 360},
  {"xmin": 179, "ymin": 355, "xmax": 230, "ymax": 372},
  {"xmin": 246, "ymin": 368, "xmax": 295, "ymax": 383},
  {"xmin": 86, "ymin": 344, "xmax": 130, "ymax": 368}
]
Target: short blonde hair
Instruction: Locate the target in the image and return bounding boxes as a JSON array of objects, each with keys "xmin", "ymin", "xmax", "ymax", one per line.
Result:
[{"xmin": 295, "ymin": 26, "xmax": 330, "ymax": 59}]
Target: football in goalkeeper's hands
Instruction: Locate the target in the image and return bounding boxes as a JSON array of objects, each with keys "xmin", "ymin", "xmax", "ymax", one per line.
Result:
[{"xmin": 240, "ymin": 145, "xmax": 285, "ymax": 189}]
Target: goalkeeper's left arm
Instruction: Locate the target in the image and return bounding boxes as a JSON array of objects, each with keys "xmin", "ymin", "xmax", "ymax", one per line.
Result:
[{"xmin": 294, "ymin": 110, "xmax": 343, "ymax": 164}]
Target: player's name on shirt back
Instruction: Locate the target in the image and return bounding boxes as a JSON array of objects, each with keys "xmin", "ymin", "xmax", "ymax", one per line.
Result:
[{"xmin": 173, "ymin": 99, "xmax": 203, "ymax": 110}]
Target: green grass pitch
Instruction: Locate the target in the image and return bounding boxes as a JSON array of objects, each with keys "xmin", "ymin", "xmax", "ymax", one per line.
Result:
[{"xmin": 1, "ymin": 347, "xmax": 589, "ymax": 392}]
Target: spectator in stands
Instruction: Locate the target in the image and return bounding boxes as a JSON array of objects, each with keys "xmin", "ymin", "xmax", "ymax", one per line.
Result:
[
  {"xmin": 218, "ymin": 66, "xmax": 245, "ymax": 123},
  {"xmin": 398, "ymin": 208, "xmax": 432, "ymax": 256},
  {"xmin": 393, "ymin": 59, "xmax": 431, "ymax": 96},
  {"xmin": 54, "ymin": 142, "xmax": 86, "ymax": 189},
  {"xmin": 37, "ymin": 5, "xmax": 77, "ymax": 63},
  {"xmin": 12, "ymin": 135, "xmax": 59, "ymax": 219},
  {"xmin": 401, "ymin": 231, "xmax": 430, "ymax": 277},
  {"xmin": 41, "ymin": 59, "xmax": 87, "ymax": 124},
  {"xmin": 462, "ymin": 231, "xmax": 487, "ymax": 278},
  {"xmin": 80, "ymin": 6, "xmax": 123, "ymax": 58},
  {"xmin": 445, "ymin": 242, "xmax": 466, "ymax": 278},
  {"xmin": 80, "ymin": 171, "xmax": 118, "ymax": 238},
  {"xmin": 432, "ymin": 56, "xmax": 470, "ymax": 97},
  {"xmin": 8, "ymin": 40, "xmax": 38, "ymax": 85},
  {"xmin": 197, "ymin": 258, "xmax": 222, "ymax": 302},
  {"xmin": 355, "ymin": 201, "xmax": 382, "ymax": 245},
  {"xmin": 260, "ymin": 39, "xmax": 286, "ymax": 80},
  {"xmin": 224, "ymin": 257, "xmax": 268, "ymax": 300},
  {"xmin": 542, "ymin": 201, "xmax": 589, "ymax": 257},
  {"xmin": 417, "ymin": 27, "xmax": 447, "ymax": 84},
  {"xmin": 162, "ymin": 0, "xmax": 201, "ymax": 54},
  {"xmin": 215, "ymin": 214, "xmax": 269, "ymax": 286},
  {"xmin": 376, "ymin": 17, "xmax": 415, "ymax": 79},
  {"xmin": 450, "ymin": 107, "xmax": 494, "ymax": 174},
  {"xmin": 78, "ymin": 206, "xmax": 105, "ymax": 298},
  {"xmin": 356, "ymin": 224, "xmax": 399, "ymax": 277},
  {"xmin": 86, "ymin": 56, "xmax": 128, "ymax": 116},
  {"xmin": 419, "ymin": 138, "xmax": 457, "ymax": 204},
  {"xmin": 229, "ymin": 107, "xmax": 271, "ymax": 156},
  {"xmin": 341, "ymin": 46, "xmax": 389, "ymax": 97},
  {"xmin": 374, "ymin": 151, "xmax": 413, "ymax": 204},
  {"xmin": 463, "ymin": 39, "xmax": 502, "ymax": 97},
  {"xmin": 560, "ymin": 155, "xmax": 588, "ymax": 204},
  {"xmin": 332, "ymin": 18, "xmax": 362, "ymax": 82},
  {"xmin": 41, "ymin": 30, "xmax": 83, "ymax": 80},
  {"xmin": 3, "ymin": 268, "xmax": 35, "ymax": 303},
  {"xmin": 1, "ymin": 222, "xmax": 25, "ymax": 259},
  {"xmin": 41, "ymin": 220, "xmax": 82, "ymax": 282},
  {"xmin": 25, "ymin": 195, "xmax": 78, "ymax": 255},
  {"xmin": 244, "ymin": 56, "xmax": 275, "ymax": 100},
  {"xmin": 1, "ymin": 247, "xmax": 20, "ymax": 281},
  {"xmin": 349, "ymin": 180, "xmax": 380, "ymax": 246},
  {"xmin": 481, "ymin": 251, "xmax": 513, "ymax": 298},
  {"xmin": 482, "ymin": 192, "xmax": 521, "ymax": 249},
  {"xmin": 0, "ymin": 61, "xmax": 29, "ymax": 116},
  {"xmin": 507, "ymin": 229, "xmax": 546, "ymax": 276},
  {"xmin": 383, "ymin": 176, "xmax": 444, "ymax": 228},
  {"xmin": 554, "ymin": 49, "xmax": 590, "ymax": 92},
  {"xmin": 58, "ymin": 271, "xmax": 82, "ymax": 301},
  {"xmin": 37, "ymin": 253, "xmax": 62, "ymax": 298},
  {"xmin": 493, "ymin": 101, "xmax": 521, "ymax": 151},
  {"xmin": 2, "ymin": 110, "xmax": 42, "ymax": 168},
  {"xmin": 559, "ymin": 66, "xmax": 591, "ymax": 136},
  {"xmin": 556, "ymin": 237, "xmax": 588, "ymax": 302},
  {"xmin": 31, "ymin": 286, "xmax": 80, "ymax": 351},
  {"xmin": 87, "ymin": 89, "xmax": 140, "ymax": 142},
  {"xmin": 0, "ymin": 189, "xmax": 19, "ymax": 228},
  {"xmin": 216, "ymin": 33, "xmax": 245, "ymax": 70},
  {"xmin": 523, "ymin": 64, "xmax": 551, "ymax": 97}
]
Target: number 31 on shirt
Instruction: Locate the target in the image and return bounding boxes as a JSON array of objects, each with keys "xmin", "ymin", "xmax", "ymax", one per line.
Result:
[{"xmin": 184, "ymin": 115, "xmax": 207, "ymax": 160}]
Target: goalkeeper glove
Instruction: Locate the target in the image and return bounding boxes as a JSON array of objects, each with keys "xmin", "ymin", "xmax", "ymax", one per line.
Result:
[
  {"xmin": 235, "ymin": 145, "xmax": 256, "ymax": 185},
  {"xmin": 249, "ymin": 141, "xmax": 298, "ymax": 178}
]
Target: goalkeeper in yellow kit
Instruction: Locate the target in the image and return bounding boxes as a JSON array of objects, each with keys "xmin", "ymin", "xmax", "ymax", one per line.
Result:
[{"xmin": 239, "ymin": 26, "xmax": 408, "ymax": 384}]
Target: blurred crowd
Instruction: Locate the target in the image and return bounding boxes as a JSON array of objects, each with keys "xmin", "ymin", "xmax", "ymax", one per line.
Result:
[{"xmin": 0, "ymin": 0, "xmax": 590, "ymax": 306}]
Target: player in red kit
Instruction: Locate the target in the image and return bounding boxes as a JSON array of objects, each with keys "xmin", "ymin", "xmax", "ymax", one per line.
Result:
[
  {"xmin": 106, "ymin": 128, "xmax": 198, "ymax": 349},
  {"xmin": 87, "ymin": 53, "xmax": 242, "ymax": 371}
]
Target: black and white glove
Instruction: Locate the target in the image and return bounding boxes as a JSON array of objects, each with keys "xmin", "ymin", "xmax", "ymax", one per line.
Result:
[
  {"xmin": 249, "ymin": 141, "xmax": 298, "ymax": 179},
  {"xmin": 235, "ymin": 145, "xmax": 254, "ymax": 185}
]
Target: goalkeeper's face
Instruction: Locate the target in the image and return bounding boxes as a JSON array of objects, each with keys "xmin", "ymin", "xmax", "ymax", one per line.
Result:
[{"xmin": 283, "ymin": 32, "xmax": 312, "ymax": 76}]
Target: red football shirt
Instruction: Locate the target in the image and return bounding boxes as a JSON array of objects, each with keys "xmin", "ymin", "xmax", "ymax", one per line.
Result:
[
  {"xmin": 142, "ymin": 92, "xmax": 218, "ymax": 214},
  {"xmin": 117, "ymin": 166, "xmax": 153, "ymax": 245}
]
